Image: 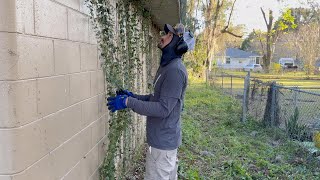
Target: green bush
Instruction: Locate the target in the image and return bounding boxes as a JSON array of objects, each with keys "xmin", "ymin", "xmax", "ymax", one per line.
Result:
[
  {"xmin": 271, "ymin": 62, "xmax": 282, "ymax": 74},
  {"xmin": 285, "ymin": 108, "xmax": 311, "ymax": 141}
]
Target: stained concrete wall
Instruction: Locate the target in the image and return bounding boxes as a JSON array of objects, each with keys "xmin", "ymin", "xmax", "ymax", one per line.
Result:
[{"xmin": 0, "ymin": 0, "xmax": 159, "ymax": 179}]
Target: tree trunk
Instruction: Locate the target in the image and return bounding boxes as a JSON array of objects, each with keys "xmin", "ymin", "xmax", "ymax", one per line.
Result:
[
  {"xmin": 208, "ymin": 42, "xmax": 215, "ymax": 71},
  {"xmin": 265, "ymin": 35, "xmax": 271, "ymax": 72},
  {"xmin": 261, "ymin": 8, "xmax": 273, "ymax": 72}
]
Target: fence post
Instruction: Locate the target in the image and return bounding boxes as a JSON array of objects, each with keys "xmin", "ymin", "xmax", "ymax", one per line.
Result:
[
  {"xmin": 241, "ymin": 71, "xmax": 251, "ymax": 122},
  {"xmin": 246, "ymin": 73, "xmax": 250, "ymax": 110},
  {"xmin": 270, "ymin": 82, "xmax": 276, "ymax": 127},
  {"xmin": 221, "ymin": 72, "xmax": 224, "ymax": 90},
  {"xmin": 206, "ymin": 69, "xmax": 209, "ymax": 87},
  {"xmin": 231, "ymin": 75, "xmax": 233, "ymax": 96}
]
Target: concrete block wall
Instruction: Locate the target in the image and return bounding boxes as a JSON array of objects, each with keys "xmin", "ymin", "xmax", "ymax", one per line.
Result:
[{"xmin": 0, "ymin": 0, "xmax": 154, "ymax": 179}]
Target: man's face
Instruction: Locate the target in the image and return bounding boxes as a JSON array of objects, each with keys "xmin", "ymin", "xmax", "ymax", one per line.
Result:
[{"xmin": 157, "ymin": 32, "xmax": 173, "ymax": 49}]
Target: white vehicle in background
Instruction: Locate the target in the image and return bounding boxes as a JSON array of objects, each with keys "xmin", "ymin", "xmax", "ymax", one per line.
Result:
[
  {"xmin": 279, "ymin": 58, "xmax": 295, "ymax": 68},
  {"xmin": 243, "ymin": 64, "xmax": 263, "ymax": 72}
]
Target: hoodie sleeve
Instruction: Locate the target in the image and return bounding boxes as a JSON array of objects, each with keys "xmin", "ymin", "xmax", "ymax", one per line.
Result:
[
  {"xmin": 134, "ymin": 94, "xmax": 151, "ymax": 101},
  {"xmin": 126, "ymin": 96, "xmax": 178, "ymax": 118},
  {"xmin": 126, "ymin": 69, "xmax": 185, "ymax": 117}
]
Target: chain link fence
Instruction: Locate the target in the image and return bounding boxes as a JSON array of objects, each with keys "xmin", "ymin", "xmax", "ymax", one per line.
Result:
[
  {"xmin": 247, "ymin": 79, "xmax": 271, "ymax": 124},
  {"xmin": 208, "ymin": 70, "xmax": 320, "ymax": 141},
  {"xmin": 275, "ymin": 86, "xmax": 320, "ymax": 140},
  {"xmin": 207, "ymin": 70, "xmax": 245, "ymax": 99}
]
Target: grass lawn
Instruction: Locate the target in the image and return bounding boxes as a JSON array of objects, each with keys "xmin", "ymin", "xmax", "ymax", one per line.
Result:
[
  {"xmin": 208, "ymin": 71, "xmax": 320, "ymax": 127},
  {"xmin": 178, "ymin": 80, "xmax": 320, "ymax": 179},
  {"xmin": 211, "ymin": 70, "xmax": 320, "ymax": 89},
  {"xmin": 220, "ymin": 70, "xmax": 320, "ymax": 80}
]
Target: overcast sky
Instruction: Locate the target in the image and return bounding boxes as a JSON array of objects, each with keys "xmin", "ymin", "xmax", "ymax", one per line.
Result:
[{"xmin": 232, "ymin": 0, "xmax": 315, "ymax": 34}]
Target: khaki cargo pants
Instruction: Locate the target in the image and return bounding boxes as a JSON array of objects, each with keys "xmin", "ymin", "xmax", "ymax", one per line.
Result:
[{"xmin": 144, "ymin": 146, "xmax": 178, "ymax": 180}]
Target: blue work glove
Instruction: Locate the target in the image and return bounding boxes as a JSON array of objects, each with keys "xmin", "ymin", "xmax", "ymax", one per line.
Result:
[
  {"xmin": 107, "ymin": 95, "xmax": 128, "ymax": 113},
  {"xmin": 116, "ymin": 89, "xmax": 136, "ymax": 98}
]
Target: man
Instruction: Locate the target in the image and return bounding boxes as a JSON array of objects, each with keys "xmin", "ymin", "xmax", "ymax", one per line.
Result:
[{"xmin": 107, "ymin": 23, "xmax": 189, "ymax": 180}]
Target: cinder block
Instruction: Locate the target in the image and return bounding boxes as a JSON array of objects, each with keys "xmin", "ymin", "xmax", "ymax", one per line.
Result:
[
  {"xmin": 16, "ymin": 35, "xmax": 54, "ymax": 79},
  {"xmin": 16, "ymin": 0, "xmax": 35, "ymax": 34},
  {"xmin": 50, "ymin": 126, "xmax": 91, "ymax": 179},
  {"xmin": 9, "ymin": 122, "xmax": 91, "ymax": 180},
  {"xmin": 80, "ymin": 44, "xmax": 98, "ymax": 71},
  {"xmin": 68, "ymin": 9, "xmax": 89, "ymax": 43},
  {"xmin": 10, "ymin": 154, "xmax": 54, "ymax": 180},
  {"xmin": 90, "ymin": 70, "xmax": 105, "ymax": 96},
  {"xmin": 0, "ymin": 0, "xmax": 16, "ymax": 32},
  {"xmin": 0, "ymin": 123, "xmax": 48, "ymax": 174},
  {"xmin": 54, "ymin": 40, "xmax": 81, "ymax": 75},
  {"xmin": 80, "ymin": 145, "xmax": 99, "ymax": 180},
  {"xmin": 0, "ymin": 0, "xmax": 34, "ymax": 34},
  {"xmin": 88, "ymin": 168, "xmax": 100, "ymax": 180},
  {"xmin": 97, "ymin": 135, "xmax": 108, "ymax": 166},
  {"xmin": 98, "ymin": 93, "xmax": 107, "ymax": 118},
  {"xmin": 62, "ymin": 161, "xmax": 82, "ymax": 180},
  {"xmin": 97, "ymin": 49, "xmax": 104, "ymax": 70},
  {"xmin": 0, "ymin": 80, "xmax": 37, "ymax": 128},
  {"xmin": 91, "ymin": 116, "xmax": 106, "ymax": 149},
  {"xmin": 34, "ymin": 0, "xmax": 68, "ymax": 39},
  {"xmin": 38, "ymin": 103, "xmax": 82, "ymax": 153},
  {"xmin": 81, "ymin": 96, "xmax": 99, "ymax": 128},
  {"xmin": 64, "ymin": 145, "xmax": 100, "ymax": 180},
  {"xmin": 80, "ymin": 0, "xmax": 91, "ymax": 15},
  {"xmin": 0, "ymin": 33, "xmax": 54, "ymax": 80},
  {"xmin": 0, "ymin": 32, "xmax": 17, "ymax": 80},
  {"xmin": 88, "ymin": 20, "xmax": 98, "ymax": 44},
  {"xmin": 0, "ymin": 176, "xmax": 12, "ymax": 180},
  {"xmin": 70, "ymin": 72, "xmax": 91, "ymax": 104},
  {"xmin": 105, "ymin": 113, "xmax": 110, "ymax": 135},
  {"xmin": 55, "ymin": 0, "xmax": 80, "ymax": 10},
  {"xmin": 97, "ymin": 71, "xmax": 105, "ymax": 93},
  {"xmin": 37, "ymin": 76, "xmax": 70, "ymax": 118}
]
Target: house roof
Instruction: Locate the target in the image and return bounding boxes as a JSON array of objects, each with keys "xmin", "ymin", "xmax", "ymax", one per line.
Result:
[
  {"xmin": 144, "ymin": 0, "xmax": 180, "ymax": 30},
  {"xmin": 217, "ymin": 48, "xmax": 260, "ymax": 58}
]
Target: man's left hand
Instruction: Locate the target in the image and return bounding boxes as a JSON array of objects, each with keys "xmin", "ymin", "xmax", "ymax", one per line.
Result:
[{"xmin": 116, "ymin": 89, "xmax": 135, "ymax": 98}]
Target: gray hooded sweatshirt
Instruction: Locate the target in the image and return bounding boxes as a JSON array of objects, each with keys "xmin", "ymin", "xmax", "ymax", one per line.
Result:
[{"xmin": 127, "ymin": 58, "xmax": 188, "ymax": 150}]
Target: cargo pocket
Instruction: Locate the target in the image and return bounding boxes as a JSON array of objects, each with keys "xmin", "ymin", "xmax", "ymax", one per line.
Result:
[
  {"xmin": 150, "ymin": 147, "xmax": 161, "ymax": 163},
  {"xmin": 165, "ymin": 149, "xmax": 177, "ymax": 165}
]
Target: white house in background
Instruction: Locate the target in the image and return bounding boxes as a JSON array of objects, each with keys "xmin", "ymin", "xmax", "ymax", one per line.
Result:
[{"xmin": 216, "ymin": 48, "xmax": 262, "ymax": 69}]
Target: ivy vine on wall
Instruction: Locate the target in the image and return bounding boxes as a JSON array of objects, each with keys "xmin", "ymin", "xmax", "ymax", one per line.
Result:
[{"xmin": 86, "ymin": 0, "xmax": 152, "ymax": 179}]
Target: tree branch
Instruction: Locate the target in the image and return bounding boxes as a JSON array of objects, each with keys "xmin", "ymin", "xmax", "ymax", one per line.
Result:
[
  {"xmin": 211, "ymin": 0, "xmax": 223, "ymax": 38},
  {"xmin": 221, "ymin": 29, "xmax": 243, "ymax": 38},
  {"xmin": 220, "ymin": 0, "xmax": 242, "ymax": 38},
  {"xmin": 225, "ymin": 0, "xmax": 237, "ymax": 30},
  {"xmin": 261, "ymin": 7, "xmax": 269, "ymax": 27},
  {"xmin": 268, "ymin": 10, "xmax": 273, "ymax": 31}
]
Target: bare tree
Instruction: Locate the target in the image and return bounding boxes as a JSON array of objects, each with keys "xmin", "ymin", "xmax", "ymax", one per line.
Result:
[
  {"xmin": 260, "ymin": 8, "xmax": 275, "ymax": 71},
  {"xmin": 296, "ymin": 23, "xmax": 320, "ymax": 74},
  {"xmin": 259, "ymin": 8, "xmax": 296, "ymax": 71},
  {"xmin": 203, "ymin": 0, "xmax": 243, "ymax": 71}
]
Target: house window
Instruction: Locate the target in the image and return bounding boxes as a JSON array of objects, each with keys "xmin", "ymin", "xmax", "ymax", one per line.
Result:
[
  {"xmin": 226, "ymin": 57, "xmax": 231, "ymax": 64},
  {"xmin": 256, "ymin": 57, "xmax": 260, "ymax": 64}
]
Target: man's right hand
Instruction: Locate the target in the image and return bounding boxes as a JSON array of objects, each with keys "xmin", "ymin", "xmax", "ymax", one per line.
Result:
[{"xmin": 116, "ymin": 89, "xmax": 136, "ymax": 98}]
